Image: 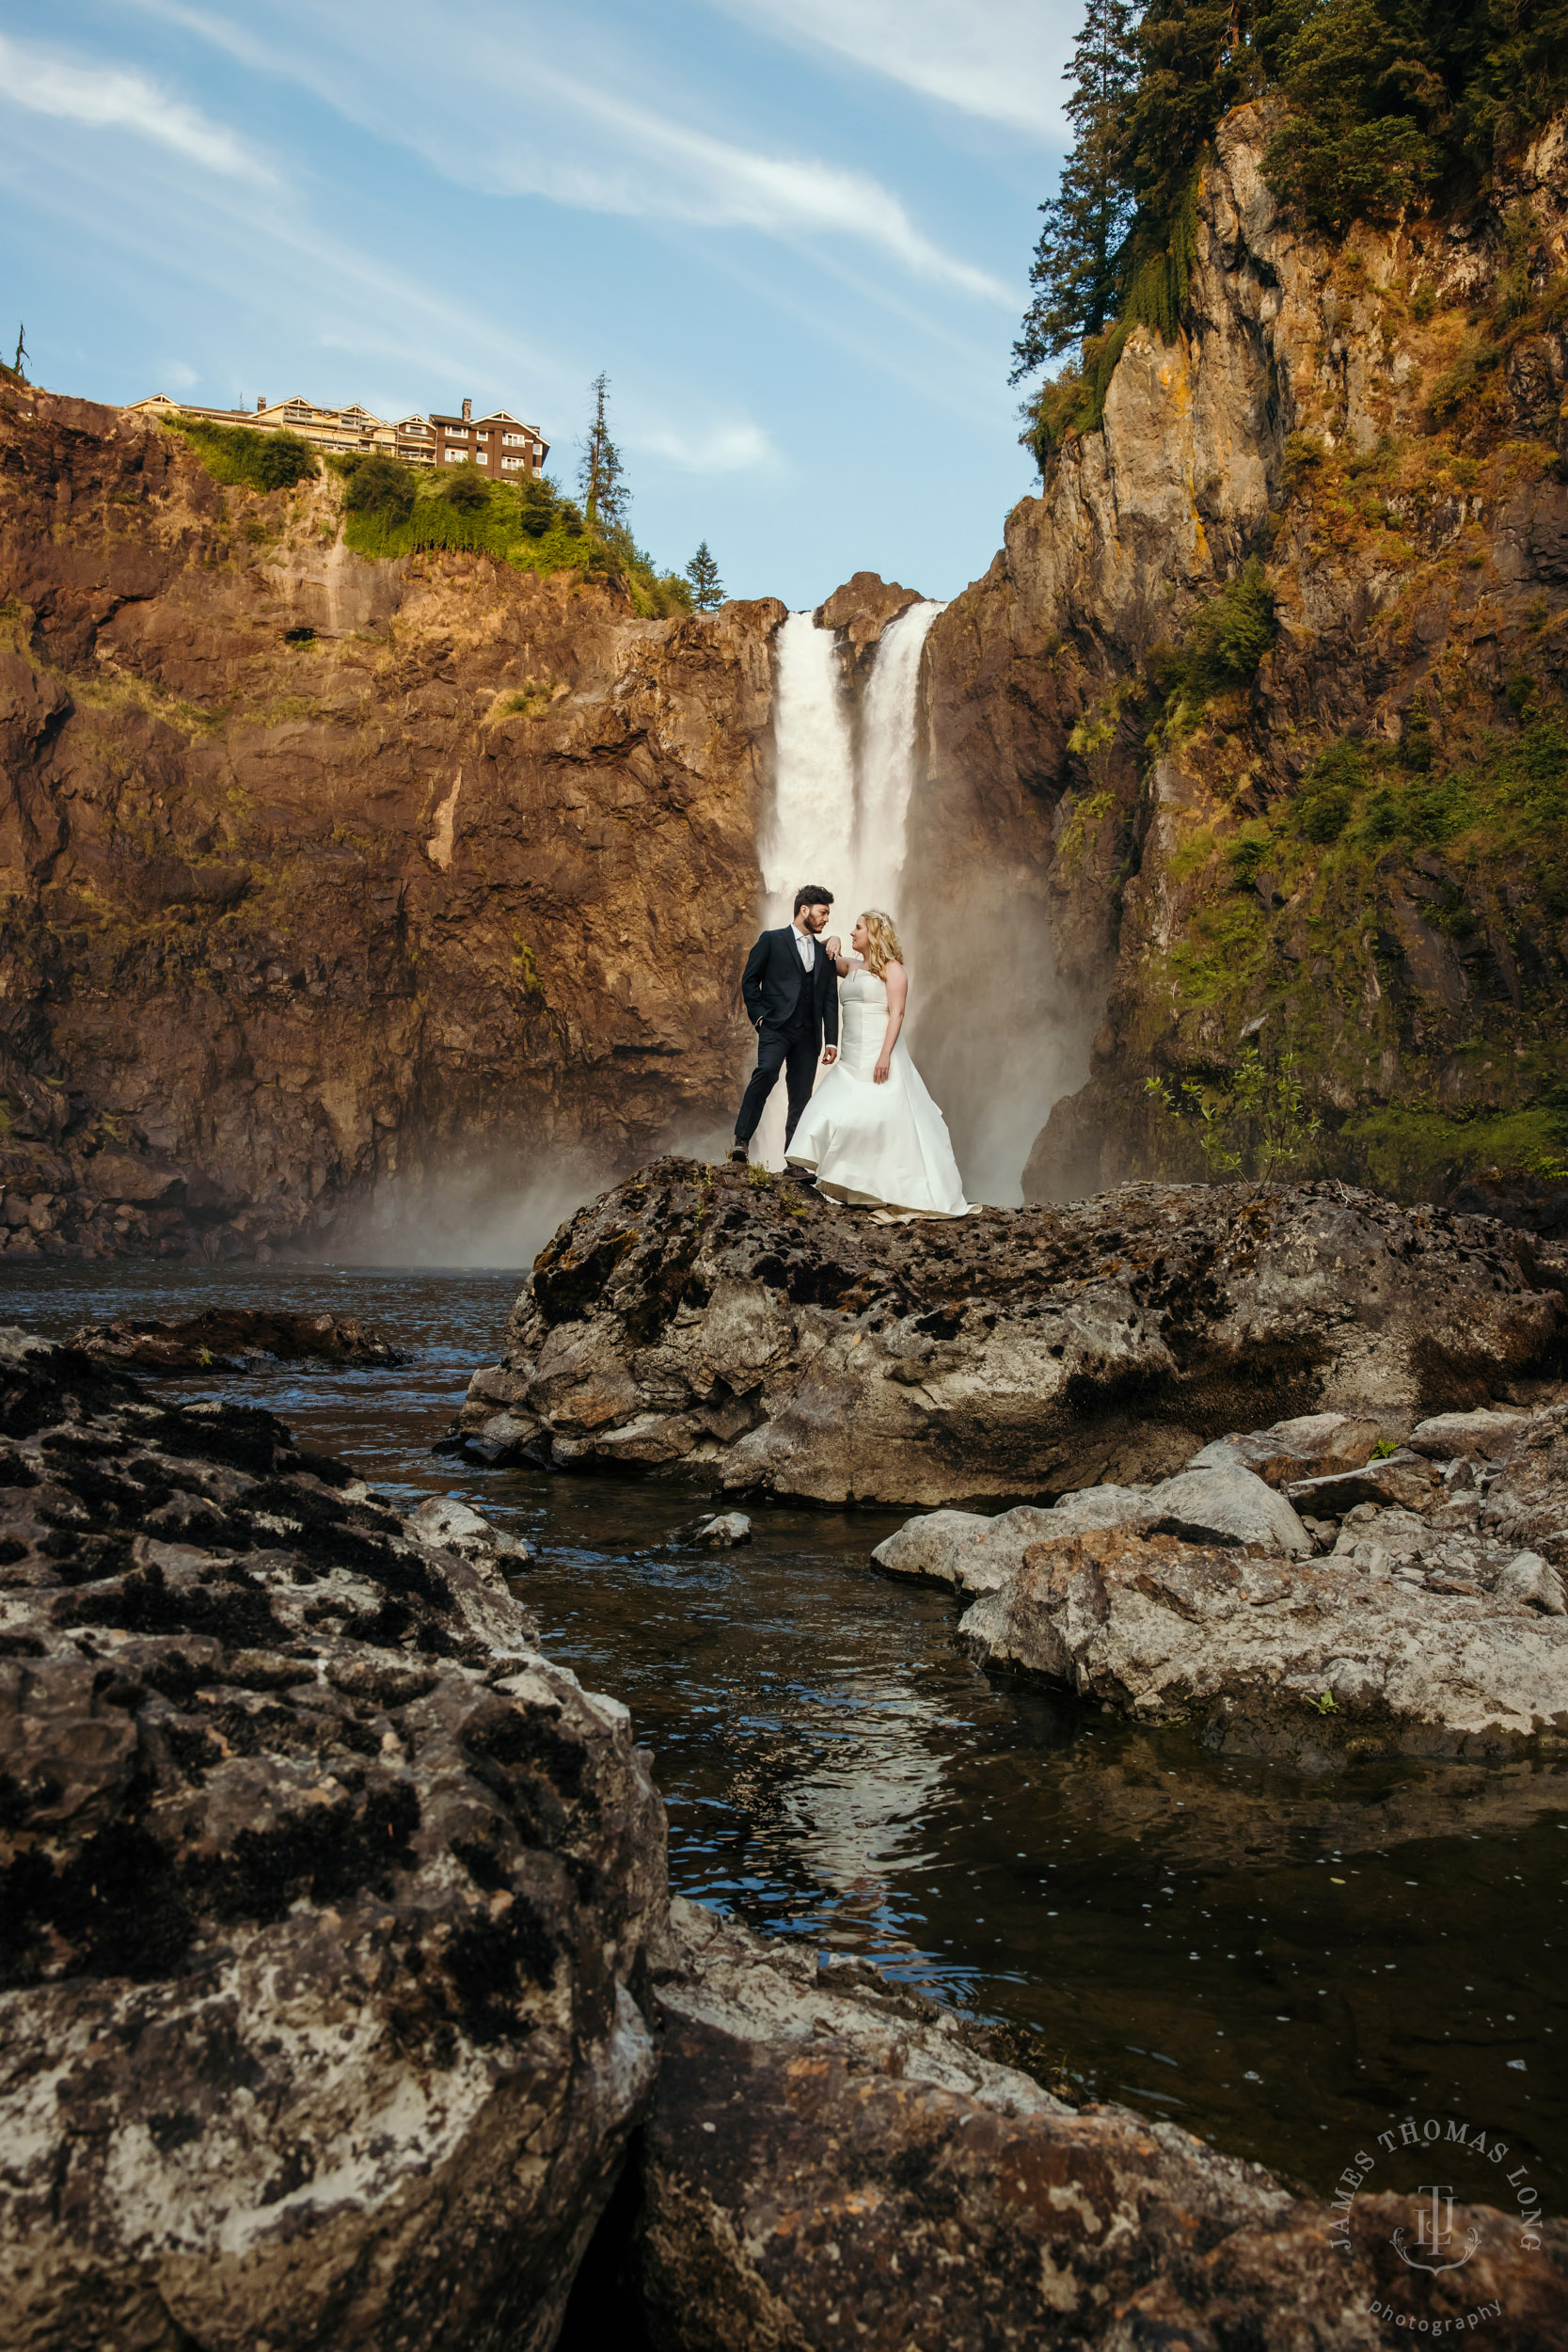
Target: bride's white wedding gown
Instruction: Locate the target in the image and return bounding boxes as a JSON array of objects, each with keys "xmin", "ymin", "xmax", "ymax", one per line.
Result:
[{"xmin": 785, "ymin": 964, "xmax": 969, "ymax": 1216}]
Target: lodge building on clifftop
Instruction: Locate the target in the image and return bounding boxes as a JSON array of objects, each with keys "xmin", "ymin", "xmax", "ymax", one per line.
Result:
[{"xmin": 127, "ymin": 389, "xmax": 550, "ymax": 479}]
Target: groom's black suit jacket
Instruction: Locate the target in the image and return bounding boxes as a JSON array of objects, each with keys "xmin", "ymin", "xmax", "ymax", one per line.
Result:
[{"xmin": 740, "ymin": 926, "xmax": 840, "ymax": 1050}]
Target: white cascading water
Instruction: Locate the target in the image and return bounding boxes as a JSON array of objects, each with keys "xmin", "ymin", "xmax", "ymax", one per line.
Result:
[{"xmin": 752, "ymin": 602, "xmax": 943, "ymax": 1169}]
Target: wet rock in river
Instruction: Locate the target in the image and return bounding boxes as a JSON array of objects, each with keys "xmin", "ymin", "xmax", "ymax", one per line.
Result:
[
  {"xmin": 685, "ymin": 1511, "xmax": 752, "ymax": 1548},
  {"xmin": 0, "ymin": 1327, "xmax": 661, "ymax": 2352},
  {"xmin": 875, "ymin": 1467, "xmax": 1308, "ymax": 1598},
  {"xmin": 68, "ymin": 1306, "xmax": 408, "ymax": 1372},
  {"xmin": 958, "ymin": 1518, "xmax": 1568, "ymax": 1765},
  {"xmin": 897, "ymin": 1391, "xmax": 1568, "ymax": 1759},
  {"xmin": 410, "ymin": 1491, "xmax": 533, "ymax": 1564},
  {"xmin": 451, "ymin": 1160, "xmax": 1568, "ymax": 1507}
]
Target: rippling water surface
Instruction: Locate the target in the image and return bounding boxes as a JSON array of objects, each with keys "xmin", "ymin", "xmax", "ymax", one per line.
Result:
[{"xmin": 7, "ymin": 1259, "xmax": 1565, "ymax": 2201}]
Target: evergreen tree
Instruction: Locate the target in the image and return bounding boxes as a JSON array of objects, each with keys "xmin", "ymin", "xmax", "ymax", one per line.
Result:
[
  {"xmin": 1011, "ymin": 0, "xmax": 1140, "ymax": 379},
  {"xmin": 685, "ymin": 540, "xmax": 723, "ymax": 610},
  {"xmin": 1123, "ymin": 0, "xmax": 1255, "ymax": 229},
  {"xmin": 1263, "ymin": 0, "xmax": 1446, "ymax": 229},
  {"xmin": 578, "ymin": 372, "xmax": 628, "ymax": 531}
]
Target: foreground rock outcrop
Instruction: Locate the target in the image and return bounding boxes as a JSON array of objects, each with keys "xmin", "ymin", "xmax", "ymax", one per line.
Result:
[
  {"xmin": 0, "ymin": 1330, "xmax": 664, "ymax": 2349},
  {"xmin": 0, "ymin": 386, "xmax": 784, "ymax": 1259},
  {"xmin": 451, "ymin": 1160, "xmax": 1568, "ymax": 1506},
  {"xmin": 626, "ymin": 1900, "xmax": 1568, "ymax": 2349}
]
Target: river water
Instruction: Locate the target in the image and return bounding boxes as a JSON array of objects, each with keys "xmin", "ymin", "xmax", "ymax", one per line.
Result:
[{"xmin": 7, "ymin": 1258, "xmax": 1565, "ymax": 2203}]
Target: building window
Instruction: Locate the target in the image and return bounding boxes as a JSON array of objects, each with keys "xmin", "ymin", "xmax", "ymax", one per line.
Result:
[
  {"xmin": 502, "ymin": 432, "xmax": 527, "ymax": 446},
  {"xmin": 501, "ymin": 456, "xmax": 528, "ymax": 470}
]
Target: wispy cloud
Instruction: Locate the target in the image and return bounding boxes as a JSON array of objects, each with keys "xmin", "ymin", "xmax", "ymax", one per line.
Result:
[
  {"xmin": 0, "ymin": 31, "xmax": 274, "ymax": 183},
  {"xmin": 636, "ymin": 421, "xmax": 778, "ymax": 472},
  {"xmin": 710, "ymin": 0, "xmax": 1072, "ymax": 140},
  {"xmin": 125, "ymin": 0, "xmax": 1011, "ymax": 301},
  {"xmin": 506, "ymin": 69, "xmax": 1014, "ymax": 303}
]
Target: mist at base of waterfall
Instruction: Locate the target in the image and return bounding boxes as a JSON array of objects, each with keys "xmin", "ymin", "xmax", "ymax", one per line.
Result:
[
  {"xmin": 324, "ymin": 1154, "xmax": 607, "ymax": 1269},
  {"xmin": 905, "ymin": 867, "xmax": 1096, "ymax": 1208}
]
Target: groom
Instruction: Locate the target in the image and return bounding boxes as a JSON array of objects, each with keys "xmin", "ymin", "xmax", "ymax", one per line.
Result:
[{"xmin": 730, "ymin": 884, "xmax": 840, "ymax": 1163}]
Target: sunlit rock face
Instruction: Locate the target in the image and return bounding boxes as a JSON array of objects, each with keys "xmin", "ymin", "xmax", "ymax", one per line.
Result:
[
  {"xmin": 913, "ymin": 105, "xmax": 1568, "ymax": 1206},
  {"xmin": 450, "ymin": 1156, "xmax": 1568, "ymax": 1507},
  {"xmin": 0, "ymin": 1329, "xmax": 665, "ymax": 2351},
  {"xmin": 0, "ymin": 388, "xmax": 784, "ymax": 1261}
]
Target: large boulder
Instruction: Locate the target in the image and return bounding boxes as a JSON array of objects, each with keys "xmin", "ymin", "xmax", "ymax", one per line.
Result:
[
  {"xmin": 451, "ymin": 1161, "xmax": 1568, "ymax": 1507},
  {"xmin": 0, "ymin": 1330, "xmax": 664, "ymax": 2351},
  {"xmin": 631, "ymin": 1900, "xmax": 1567, "ymax": 2349}
]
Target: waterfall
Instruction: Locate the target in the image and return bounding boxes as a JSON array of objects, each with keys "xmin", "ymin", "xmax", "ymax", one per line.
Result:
[{"xmin": 751, "ymin": 602, "xmax": 942, "ymax": 1169}]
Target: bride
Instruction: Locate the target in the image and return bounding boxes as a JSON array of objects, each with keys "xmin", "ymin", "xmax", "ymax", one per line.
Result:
[{"xmin": 784, "ymin": 910, "xmax": 969, "ymax": 1217}]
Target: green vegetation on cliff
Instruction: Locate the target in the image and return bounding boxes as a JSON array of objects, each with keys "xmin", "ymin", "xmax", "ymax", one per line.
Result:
[
  {"xmin": 1016, "ymin": 0, "xmax": 1568, "ymax": 465},
  {"xmin": 165, "ymin": 409, "xmax": 695, "ymax": 619},
  {"xmin": 334, "ymin": 455, "xmax": 694, "ymax": 616},
  {"xmin": 163, "ymin": 415, "xmax": 318, "ymax": 491}
]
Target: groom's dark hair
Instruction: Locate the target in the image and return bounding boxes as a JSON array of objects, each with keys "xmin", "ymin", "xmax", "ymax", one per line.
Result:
[{"xmin": 793, "ymin": 883, "xmax": 833, "ymax": 914}]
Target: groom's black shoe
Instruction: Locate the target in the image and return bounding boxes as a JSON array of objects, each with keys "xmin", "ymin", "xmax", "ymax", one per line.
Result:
[{"xmin": 728, "ymin": 1143, "xmax": 748, "ymax": 1165}]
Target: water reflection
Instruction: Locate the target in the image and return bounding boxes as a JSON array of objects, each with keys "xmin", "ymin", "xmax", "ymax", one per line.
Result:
[{"xmin": 4, "ymin": 1260, "xmax": 1565, "ymax": 2200}]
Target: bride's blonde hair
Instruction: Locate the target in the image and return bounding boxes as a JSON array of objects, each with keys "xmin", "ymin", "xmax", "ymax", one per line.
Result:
[{"xmin": 857, "ymin": 909, "xmax": 905, "ymax": 978}]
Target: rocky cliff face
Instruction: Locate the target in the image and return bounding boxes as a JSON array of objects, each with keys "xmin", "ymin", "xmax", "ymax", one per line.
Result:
[
  {"xmin": 0, "ymin": 389, "xmax": 783, "ymax": 1260},
  {"xmin": 915, "ymin": 106, "xmax": 1568, "ymax": 1207}
]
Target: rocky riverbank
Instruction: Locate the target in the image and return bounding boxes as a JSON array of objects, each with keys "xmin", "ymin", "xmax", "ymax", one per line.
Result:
[
  {"xmin": 449, "ymin": 1158, "xmax": 1568, "ymax": 1506},
  {"xmin": 628, "ymin": 1901, "xmax": 1567, "ymax": 2350},
  {"xmin": 877, "ymin": 1393, "xmax": 1568, "ymax": 1764},
  {"xmin": 5, "ymin": 1325, "xmax": 1564, "ymax": 2347}
]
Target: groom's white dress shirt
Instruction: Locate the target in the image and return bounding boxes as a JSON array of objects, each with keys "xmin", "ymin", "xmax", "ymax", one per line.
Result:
[{"xmin": 791, "ymin": 920, "xmax": 816, "ymax": 972}]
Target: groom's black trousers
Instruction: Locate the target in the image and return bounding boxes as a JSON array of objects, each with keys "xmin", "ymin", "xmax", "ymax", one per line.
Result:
[{"xmin": 735, "ymin": 1017, "xmax": 818, "ymax": 1148}]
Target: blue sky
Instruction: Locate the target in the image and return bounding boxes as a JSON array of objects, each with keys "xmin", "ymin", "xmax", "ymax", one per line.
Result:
[{"xmin": 0, "ymin": 2, "xmax": 1072, "ymax": 609}]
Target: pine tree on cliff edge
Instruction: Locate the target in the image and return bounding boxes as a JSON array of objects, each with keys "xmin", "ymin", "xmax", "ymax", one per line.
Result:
[
  {"xmin": 1011, "ymin": 0, "xmax": 1139, "ymax": 380},
  {"xmin": 578, "ymin": 373, "xmax": 628, "ymax": 532},
  {"xmin": 685, "ymin": 541, "xmax": 723, "ymax": 611}
]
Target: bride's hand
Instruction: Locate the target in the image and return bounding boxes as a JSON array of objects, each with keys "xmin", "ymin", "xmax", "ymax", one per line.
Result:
[{"xmin": 873, "ymin": 1056, "xmax": 891, "ymax": 1084}]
